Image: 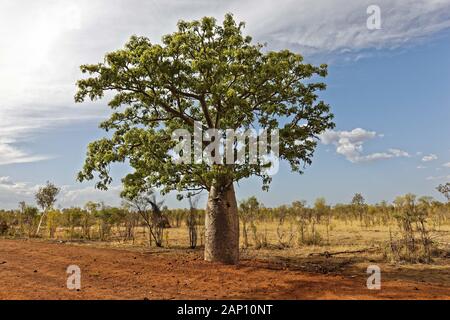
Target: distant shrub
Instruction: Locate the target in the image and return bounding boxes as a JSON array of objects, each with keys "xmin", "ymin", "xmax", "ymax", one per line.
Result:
[
  {"xmin": 0, "ymin": 220, "xmax": 8, "ymax": 236},
  {"xmin": 388, "ymin": 194, "xmax": 435, "ymax": 263},
  {"xmin": 302, "ymin": 231, "xmax": 322, "ymax": 246}
]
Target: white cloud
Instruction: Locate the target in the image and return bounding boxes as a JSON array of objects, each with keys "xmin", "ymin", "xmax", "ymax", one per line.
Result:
[
  {"xmin": 0, "ymin": 177, "xmax": 39, "ymax": 207},
  {"xmin": 0, "ymin": 176, "xmax": 14, "ymax": 186},
  {"xmin": 230, "ymin": 0, "xmax": 450, "ymax": 55},
  {"xmin": 0, "ymin": 176, "xmax": 123, "ymax": 209},
  {"xmin": 426, "ymin": 175, "xmax": 450, "ymax": 181},
  {"xmin": 443, "ymin": 162, "xmax": 450, "ymax": 168},
  {"xmin": 0, "ymin": 103, "xmax": 104, "ymax": 166},
  {"xmin": 422, "ymin": 154, "xmax": 438, "ymax": 162},
  {"xmin": 417, "ymin": 165, "xmax": 427, "ymax": 169},
  {"xmin": 59, "ymin": 185, "xmax": 123, "ymax": 208},
  {"xmin": 319, "ymin": 128, "xmax": 410, "ymax": 163},
  {"xmin": 0, "ymin": 140, "xmax": 52, "ymax": 166},
  {"xmin": 388, "ymin": 148, "xmax": 410, "ymax": 158}
]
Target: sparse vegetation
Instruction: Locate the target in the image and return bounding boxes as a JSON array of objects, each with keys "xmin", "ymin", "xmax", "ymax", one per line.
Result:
[
  {"xmin": 0, "ymin": 185, "xmax": 449, "ymax": 301},
  {"xmin": 1, "ymin": 188, "xmax": 449, "ymax": 267}
]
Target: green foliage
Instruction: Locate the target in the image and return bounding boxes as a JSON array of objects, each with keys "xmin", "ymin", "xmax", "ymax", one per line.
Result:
[
  {"xmin": 351, "ymin": 193, "xmax": 369, "ymax": 226},
  {"xmin": 437, "ymin": 183, "xmax": 450, "ymax": 202},
  {"xmin": 239, "ymin": 196, "xmax": 260, "ymax": 221},
  {"xmin": 75, "ymin": 13, "xmax": 334, "ymax": 198},
  {"xmin": 61, "ymin": 207, "xmax": 84, "ymax": 239},
  {"xmin": 19, "ymin": 204, "xmax": 40, "ymax": 237},
  {"xmin": 314, "ymin": 198, "xmax": 329, "ymax": 220},
  {"xmin": 94, "ymin": 206, "xmax": 117, "ymax": 241},
  {"xmin": 46, "ymin": 209, "xmax": 61, "ymax": 238},
  {"xmin": 35, "ymin": 181, "xmax": 60, "ymax": 211},
  {"xmin": 0, "ymin": 217, "xmax": 8, "ymax": 236}
]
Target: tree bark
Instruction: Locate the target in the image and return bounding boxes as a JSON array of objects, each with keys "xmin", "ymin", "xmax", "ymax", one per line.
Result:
[
  {"xmin": 35, "ymin": 212, "xmax": 46, "ymax": 237},
  {"xmin": 204, "ymin": 183, "xmax": 239, "ymax": 264}
]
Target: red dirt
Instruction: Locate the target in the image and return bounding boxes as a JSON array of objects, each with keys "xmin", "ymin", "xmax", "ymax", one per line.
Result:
[{"xmin": 0, "ymin": 239, "xmax": 449, "ymax": 300}]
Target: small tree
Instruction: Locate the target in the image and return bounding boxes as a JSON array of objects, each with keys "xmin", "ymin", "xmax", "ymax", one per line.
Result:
[
  {"xmin": 0, "ymin": 215, "xmax": 8, "ymax": 236},
  {"xmin": 186, "ymin": 196, "xmax": 200, "ymax": 249},
  {"xmin": 118, "ymin": 206, "xmax": 139, "ymax": 242},
  {"xmin": 275, "ymin": 205, "xmax": 295, "ymax": 248},
  {"xmin": 437, "ymin": 183, "xmax": 450, "ymax": 202},
  {"xmin": 83, "ymin": 201, "xmax": 99, "ymax": 239},
  {"xmin": 46, "ymin": 209, "xmax": 61, "ymax": 239},
  {"xmin": 35, "ymin": 181, "xmax": 60, "ymax": 236},
  {"xmin": 391, "ymin": 194, "xmax": 433, "ymax": 263},
  {"xmin": 62, "ymin": 207, "xmax": 83, "ymax": 239},
  {"xmin": 20, "ymin": 204, "xmax": 40, "ymax": 238},
  {"xmin": 314, "ymin": 197, "xmax": 330, "ymax": 244},
  {"xmin": 94, "ymin": 205, "xmax": 123, "ymax": 241},
  {"xmin": 239, "ymin": 196, "xmax": 260, "ymax": 248},
  {"xmin": 291, "ymin": 200, "xmax": 308, "ymax": 244},
  {"xmin": 351, "ymin": 193, "xmax": 367, "ymax": 227},
  {"xmin": 122, "ymin": 190, "xmax": 168, "ymax": 247}
]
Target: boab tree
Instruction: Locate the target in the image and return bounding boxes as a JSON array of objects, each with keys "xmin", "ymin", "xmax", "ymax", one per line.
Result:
[{"xmin": 75, "ymin": 14, "xmax": 334, "ymax": 264}]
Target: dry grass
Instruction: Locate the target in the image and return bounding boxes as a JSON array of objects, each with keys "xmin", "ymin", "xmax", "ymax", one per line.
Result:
[{"xmin": 41, "ymin": 219, "xmax": 450, "ymax": 288}]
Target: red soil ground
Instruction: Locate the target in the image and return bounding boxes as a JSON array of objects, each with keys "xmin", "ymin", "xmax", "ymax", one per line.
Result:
[{"xmin": 0, "ymin": 239, "xmax": 449, "ymax": 300}]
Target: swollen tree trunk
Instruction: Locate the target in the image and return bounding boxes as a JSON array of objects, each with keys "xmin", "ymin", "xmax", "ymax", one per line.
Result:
[{"xmin": 204, "ymin": 183, "xmax": 239, "ymax": 264}]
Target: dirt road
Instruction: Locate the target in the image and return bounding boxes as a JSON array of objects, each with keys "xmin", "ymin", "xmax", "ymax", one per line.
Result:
[{"xmin": 0, "ymin": 239, "xmax": 448, "ymax": 300}]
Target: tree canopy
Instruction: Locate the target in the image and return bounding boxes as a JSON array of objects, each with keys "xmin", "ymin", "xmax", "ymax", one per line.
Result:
[
  {"xmin": 437, "ymin": 183, "xmax": 450, "ymax": 202},
  {"xmin": 75, "ymin": 14, "xmax": 334, "ymax": 198},
  {"xmin": 35, "ymin": 181, "xmax": 60, "ymax": 212}
]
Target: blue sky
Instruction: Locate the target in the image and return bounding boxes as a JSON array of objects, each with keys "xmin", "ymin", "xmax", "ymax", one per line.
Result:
[{"xmin": 0, "ymin": 0, "xmax": 449, "ymax": 209}]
